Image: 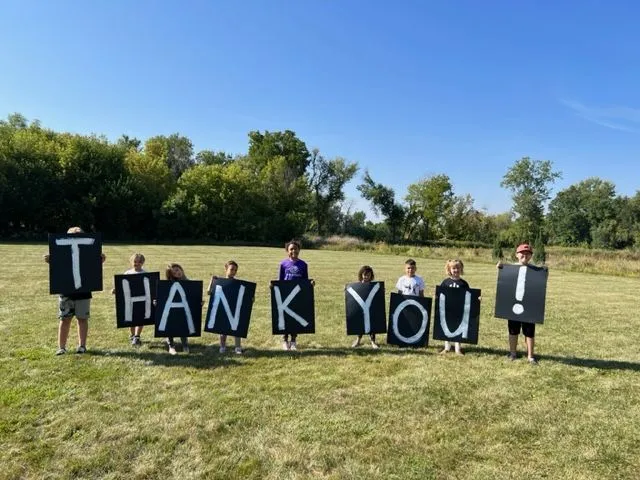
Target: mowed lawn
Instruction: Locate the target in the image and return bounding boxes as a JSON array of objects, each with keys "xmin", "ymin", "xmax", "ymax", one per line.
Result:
[{"xmin": 1, "ymin": 243, "xmax": 639, "ymax": 480}]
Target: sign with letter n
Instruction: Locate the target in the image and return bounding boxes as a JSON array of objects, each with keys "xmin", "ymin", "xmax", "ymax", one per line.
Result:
[
  {"xmin": 270, "ymin": 280, "xmax": 315, "ymax": 335},
  {"xmin": 48, "ymin": 233, "xmax": 103, "ymax": 294},
  {"xmin": 204, "ymin": 277, "xmax": 256, "ymax": 338},
  {"xmin": 155, "ymin": 280, "xmax": 203, "ymax": 337},
  {"xmin": 114, "ymin": 272, "xmax": 160, "ymax": 328}
]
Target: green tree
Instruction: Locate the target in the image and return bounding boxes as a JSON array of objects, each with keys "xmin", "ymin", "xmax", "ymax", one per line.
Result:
[
  {"xmin": 247, "ymin": 130, "xmax": 310, "ymax": 177},
  {"xmin": 145, "ymin": 134, "xmax": 194, "ymax": 179},
  {"xmin": 196, "ymin": 149, "xmax": 233, "ymax": 166},
  {"xmin": 501, "ymin": 157, "xmax": 561, "ymax": 243},
  {"xmin": 307, "ymin": 149, "xmax": 358, "ymax": 235},
  {"xmin": 403, "ymin": 174, "xmax": 454, "ymax": 242},
  {"xmin": 357, "ymin": 171, "xmax": 405, "ymax": 243}
]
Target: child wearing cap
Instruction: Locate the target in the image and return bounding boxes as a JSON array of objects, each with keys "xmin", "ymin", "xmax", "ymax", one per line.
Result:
[{"xmin": 496, "ymin": 243, "xmax": 541, "ymax": 364}]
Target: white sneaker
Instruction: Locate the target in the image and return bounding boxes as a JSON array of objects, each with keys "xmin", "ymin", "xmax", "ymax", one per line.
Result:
[
  {"xmin": 219, "ymin": 346, "xmax": 227, "ymax": 354},
  {"xmin": 282, "ymin": 341, "xmax": 290, "ymax": 350},
  {"xmin": 168, "ymin": 346, "xmax": 177, "ymax": 355},
  {"xmin": 234, "ymin": 347, "xmax": 243, "ymax": 355},
  {"xmin": 370, "ymin": 341, "xmax": 379, "ymax": 349},
  {"xmin": 290, "ymin": 342, "xmax": 297, "ymax": 351},
  {"xmin": 351, "ymin": 339, "xmax": 361, "ymax": 348}
]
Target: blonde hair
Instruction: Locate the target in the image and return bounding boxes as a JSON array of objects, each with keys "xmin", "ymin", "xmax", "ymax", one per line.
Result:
[
  {"xmin": 165, "ymin": 262, "xmax": 185, "ymax": 280},
  {"xmin": 130, "ymin": 253, "xmax": 146, "ymax": 264},
  {"xmin": 445, "ymin": 259, "xmax": 464, "ymax": 277},
  {"xmin": 67, "ymin": 226, "xmax": 83, "ymax": 234}
]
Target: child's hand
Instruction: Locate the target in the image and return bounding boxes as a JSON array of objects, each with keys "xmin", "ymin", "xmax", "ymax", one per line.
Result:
[
  {"xmin": 496, "ymin": 262, "xmax": 503, "ymax": 269},
  {"xmin": 111, "ymin": 288, "xmax": 116, "ymax": 295},
  {"xmin": 310, "ymin": 279, "xmax": 316, "ymax": 287},
  {"xmin": 152, "ymin": 300, "xmax": 157, "ymax": 306},
  {"xmin": 101, "ymin": 253, "xmax": 106, "ymax": 263},
  {"xmin": 43, "ymin": 254, "xmax": 50, "ymax": 263}
]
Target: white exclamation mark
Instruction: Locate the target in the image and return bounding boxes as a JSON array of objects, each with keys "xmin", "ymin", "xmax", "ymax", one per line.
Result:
[{"xmin": 512, "ymin": 266, "xmax": 527, "ymax": 314}]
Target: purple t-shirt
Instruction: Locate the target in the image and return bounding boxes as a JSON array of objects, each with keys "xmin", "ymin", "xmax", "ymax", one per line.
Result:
[{"xmin": 279, "ymin": 259, "xmax": 309, "ymax": 281}]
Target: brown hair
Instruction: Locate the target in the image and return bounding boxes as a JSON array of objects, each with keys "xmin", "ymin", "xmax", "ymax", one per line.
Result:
[
  {"xmin": 405, "ymin": 258, "xmax": 416, "ymax": 267},
  {"xmin": 285, "ymin": 239, "xmax": 301, "ymax": 251},
  {"xmin": 165, "ymin": 262, "xmax": 185, "ymax": 280},
  {"xmin": 225, "ymin": 260, "xmax": 238, "ymax": 269},
  {"xmin": 357, "ymin": 265, "xmax": 375, "ymax": 281}
]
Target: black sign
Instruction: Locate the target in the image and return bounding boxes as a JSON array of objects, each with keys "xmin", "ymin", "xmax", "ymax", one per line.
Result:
[
  {"xmin": 114, "ymin": 272, "xmax": 160, "ymax": 328},
  {"xmin": 48, "ymin": 233, "xmax": 103, "ymax": 294},
  {"xmin": 495, "ymin": 264, "xmax": 547, "ymax": 324},
  {"xmin": 345, "ymin": 281, "xmax": 387, "ymax": 335},
  {"xmin": 433, "ymin": 287, "xmax": 481, "ymax": 344},
  {"xmin": 387, "ymin": 293, "xmax": 432, "ymax": 347},
  {"xmin": 154, "ymin": 280, "xmax": 203, "ymax": 337},
  {"xmin": 204, "ymin": 277, "xmax": 256, "ymax": 338},
  {"xmin": 270, "ymin": 280, "xmax": 315, "ymax": 335}
]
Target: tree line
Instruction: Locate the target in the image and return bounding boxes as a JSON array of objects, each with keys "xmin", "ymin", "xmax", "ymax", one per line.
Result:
[{"xmin": 2, "ymin": 113, "xmax": 640, "ymax": 249}]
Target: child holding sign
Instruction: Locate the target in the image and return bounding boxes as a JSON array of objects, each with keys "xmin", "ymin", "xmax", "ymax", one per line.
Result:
[
  {"xmin": 351, "ymin": 265, "xmax": 380, "ymax": 349},
  {"xmin": 439, "ymin": 259, "xmax": 469, "ymax": 355},
  {"xmin": 165, "ymin": 263, "xmax": 190, "ymax": 355},
  {"xmin": 497, "ymin": 243, "xmax": 540, "ymax": 364},
  {"xmin": 112, "ymin": 253, "xmax": 147, "ymax": 346},
  {"xmin": 207, "ymin": 260, "xmax": 243, "ymax": 355},
  {"xmin": 395, "ymin": 259, "xmax": 425, "ymax": 297},
  {"xmin": 44, "ymin": 226, "xmax": 106, "ymax": 355}
]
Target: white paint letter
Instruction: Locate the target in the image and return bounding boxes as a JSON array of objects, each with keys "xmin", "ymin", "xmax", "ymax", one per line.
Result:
[
  {"xmin": 438, "ymin": 291, "xmax": 471, "ymax": 339},
  {"xmin": 158, "ymin": 283, "xmax": 195, "ymax": 334},
  {"xmin": 122, "ymin": 277, "xmax": 151, "ymax": 323},
  {"xmin": 512, "ymin": 266, "xmax": 527, "ymax": 315},
  {"xmin": 55, "ymin": 237, "xmax": 96, "ymax": 290},
  {"xmin": 347, "ymin": 283, "xmax": 380, "ymax": 334},
  {"xmin": 392, "ymin": 298, "xmax": 429, "ymax": 344},
  {"xmin": 274, "ymin": 285, "xmax": 309, "ymax": 331},
  {"xmin": 207, "ymin": 284, "xmax": 245, "ymax": 331}
]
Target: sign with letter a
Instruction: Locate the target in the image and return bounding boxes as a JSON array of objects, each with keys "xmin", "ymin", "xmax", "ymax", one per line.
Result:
[
  {"xmin": 270, "ymin": 280, "xmax": 315, "ymax": 335},
  {"xmin": 155, "ymin": 280, "xmax": 203, "ymax": 337},
  {"xmin": 48, "ymin": 233, "xmax": 103, "ymax": 294},
  {"xmin": 204, "ymin": 277, "xmax": 256, "ymax": 338},
  {"xmin": 114, "ymin": 272, "xmax": 160, "ymax": 328}
]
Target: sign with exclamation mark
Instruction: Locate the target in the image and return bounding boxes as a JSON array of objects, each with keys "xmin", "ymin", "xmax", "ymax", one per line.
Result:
[{"xmin": 495, "ymin": 264, "xmax": 548, "ymax": 324}]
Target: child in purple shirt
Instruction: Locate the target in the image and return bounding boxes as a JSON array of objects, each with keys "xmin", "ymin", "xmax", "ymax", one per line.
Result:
[{"xmin": 278, "ymin": 239, "xmax": 310, "ymax": 350}]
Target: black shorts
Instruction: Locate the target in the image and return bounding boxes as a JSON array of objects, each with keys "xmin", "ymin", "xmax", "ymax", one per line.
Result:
[{"xmin": 508, "ymin": 320, "xmax": 535, "ymax": 338}]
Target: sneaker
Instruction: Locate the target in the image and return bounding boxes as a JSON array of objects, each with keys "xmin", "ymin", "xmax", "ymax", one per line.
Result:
[
  {"xmin": 289, "ymin": 342, "xmax": 297, "ymax": 351},
  {"xmin": 282, "ymin": 341, "xmax": 290, "ymax": 351},
  {"xmin": 76, "ymin": 345, "xmax": 86, "ymax": 354},
  {"xmin": 219, "ymin": 346, "xmax": 227, "ymax": 354},
  {"xmin": 129, "ymin": 334, "xmax": 135, "ymax": 345},
  {"xmin": 370, "ymin": 341, "xmax": 379, "ymax": 349},
  {"xmin": 234, "ymin": 347, "xmax": 243, "ymax": 355},
  {"xmin": 507, "ymin": 352, "xmax": 517, "ymax": 361},
  {"xmin": 440, "ymin": 348, "xmax": 451, "ymax": 354},
  {"xmin": 133, "ymin": 336, "xmax": 141, "ymax": 346},
  {"xmin": 351, "ymin": 339, "xmax": 361, "ymax": 348},
  {"xmin": 528, "ymin": 357, "xmax": 538, "ymax": 365},
  {"xmin": 55, "ymin": 347, "xmax": 66, "ymax": 356},
  {"xmin": 183, "ymin": 345, "xmax": 190, "ymax": 354},
  {"xmin": 168, "ymin": 346, "xmax": 177, "ymax": 355}
]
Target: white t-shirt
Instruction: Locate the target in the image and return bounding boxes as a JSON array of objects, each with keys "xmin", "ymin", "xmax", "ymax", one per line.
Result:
[
  {"xmin": 124, "ymin": 268, "xmax": 146, "ymax": 275},
  {"xmin": 395, "ymin": 275, "xmax": 425, "ymax": 296}
]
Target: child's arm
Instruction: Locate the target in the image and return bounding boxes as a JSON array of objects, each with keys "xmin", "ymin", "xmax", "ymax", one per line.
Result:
[
  {"xmin": 206, "ymin": 275, "xmax": 217, "ymax": 295},
  {"xmin": 43, "ymin": 254, "xmax": 50, "ymax": 263}
]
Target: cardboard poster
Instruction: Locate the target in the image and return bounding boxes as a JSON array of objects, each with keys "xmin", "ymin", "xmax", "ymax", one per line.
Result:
[
  {"xmin": 48, "ymin": 233, "xmax": 103, "ymax": 294},
  {"xmin": 345, "ymin": 281, "xmax": 387, "ymax": 335},
  {"xmin": 495, "ymin": 264, "xmax": 547, "ymax": 324},
  {"xmin": 114, "ymin": 272, "xmax": 160, "ymax": 328},
  {"xmin": 387, "ymin": 293, "xmax": 432, "ymax": 347},
  {"xmin": 433, "ymin": 286, "xmax": 481, "ymax": 344},
  {"xmin": 204, "ymin": 277, "xmax": 256, "ymax": 338},
  {"xmin": 154, "ymin": 280, "xmax": 203, "ymax": 337},
  {"xmin": 270, "ymin": 280, "xmax": 315, "ymax": 335}
]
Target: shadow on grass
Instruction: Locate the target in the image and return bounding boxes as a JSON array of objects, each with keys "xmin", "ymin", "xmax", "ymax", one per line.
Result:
[{"xmin": 470, "ymin": 346, "xmax": 640, "ymax": 372}]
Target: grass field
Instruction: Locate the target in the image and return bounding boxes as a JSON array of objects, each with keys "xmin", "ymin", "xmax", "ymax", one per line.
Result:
[{"xmin": 1, "ymin": 243, "xmax": 639, "ymax": 480}]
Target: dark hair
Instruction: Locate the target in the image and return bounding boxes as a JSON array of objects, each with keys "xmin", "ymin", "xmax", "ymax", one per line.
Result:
[
  {"xmin": 165, "ymin": 262, "xmax": 185, "ymax": 280},
  {"xmin": 285, "ymin": 239, "xmax": 301, "ymax": 251},
  {"xmin": 405, "ymin": 258, "xmax": 417, "ymax": 267},
  {"xmin": 225, "ymin": 260, "xmax": 238, "ymax": 269},
  {"xmin": 358, "ymin": 265, "xmax": 375, "ymax": 281}
]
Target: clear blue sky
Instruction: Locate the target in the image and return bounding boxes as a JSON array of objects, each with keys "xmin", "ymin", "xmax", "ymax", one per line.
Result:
[{"xmin": 2, "ymin": 0, "xmax": 640, "ymax": 218}]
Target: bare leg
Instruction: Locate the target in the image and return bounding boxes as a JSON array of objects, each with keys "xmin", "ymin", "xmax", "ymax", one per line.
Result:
[
  {"xmin": 77, "ymin": 318, "xmax": 88, "ymax": 347},
  {"xmin": 58, "ymin": 318, "xmax": 72, "ymax": 349}
]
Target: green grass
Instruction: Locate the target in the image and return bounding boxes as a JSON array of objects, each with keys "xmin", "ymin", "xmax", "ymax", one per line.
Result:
[{"xmin": 1, "ymin": 244, "xmax": 639, "ymax": 479}]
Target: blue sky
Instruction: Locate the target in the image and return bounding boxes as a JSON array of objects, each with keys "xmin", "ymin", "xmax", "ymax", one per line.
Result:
[{"xmin": 2, "ymin": 0, "xmax": 640, "ymax": 218}]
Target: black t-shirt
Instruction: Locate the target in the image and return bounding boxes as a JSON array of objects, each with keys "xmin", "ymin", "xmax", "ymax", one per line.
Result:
[
  {"xmin": 439, "ymin": 278, "xmax": 469, "ymax": 289},
  {"xmin": 63, "ymin": 292, "xmax": 93, "ymax": 300}
]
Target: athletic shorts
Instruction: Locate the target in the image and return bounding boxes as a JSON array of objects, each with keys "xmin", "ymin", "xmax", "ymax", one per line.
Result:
[
  {"xmin": 507, "ymin": 320, "xmax": 535, "ymax": 338},
  {"xmin": 58, "ymin": 296, "xmax": 91, "ymax": 320}
]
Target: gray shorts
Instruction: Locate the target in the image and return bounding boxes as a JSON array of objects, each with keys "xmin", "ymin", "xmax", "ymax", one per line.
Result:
[{"xmin": 58, "ymin": 296, "xmax": 91, "ymax": 320}]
